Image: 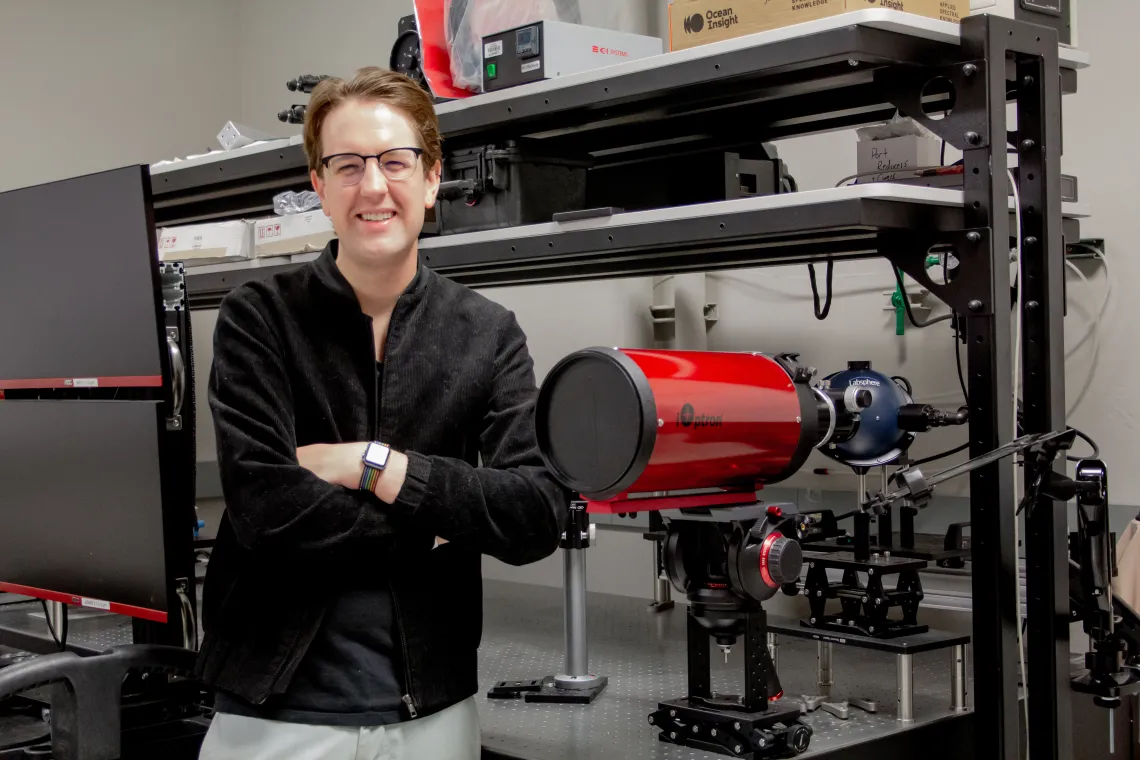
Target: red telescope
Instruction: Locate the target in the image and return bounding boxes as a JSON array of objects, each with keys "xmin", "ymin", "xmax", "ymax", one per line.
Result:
[{"xmin": 535, "ymin": 348, "xmax": 868, "ymax": 505}]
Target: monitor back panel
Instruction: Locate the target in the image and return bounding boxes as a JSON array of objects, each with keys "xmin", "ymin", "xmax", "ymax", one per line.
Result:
[
  {"xmin": 0, "ymin": 400, "xmax": 169, "ymax": 619},
  {"xmin": 0, "ymin": 166, "xmax": 164, "ymax": 390}
]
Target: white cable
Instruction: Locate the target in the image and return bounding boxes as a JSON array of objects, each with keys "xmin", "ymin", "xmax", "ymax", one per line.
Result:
[{"xmin": 1007, "ymin": 169, "xmax": 1029, "ymax": 753}]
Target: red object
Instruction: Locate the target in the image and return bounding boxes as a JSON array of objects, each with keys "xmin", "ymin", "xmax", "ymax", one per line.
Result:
[
  {"xmin": 766, "ymin": 506, "xmax": 784, "ymax": 518},
  {"xmin": 0, "ymin": 375, "xmax": 162, "ymax": 391},
  {"xmin": 584, "ymin": 488, "xmax": 758, "ymax": 515},
  {"xmin": 536, "ymin": 348, "xmax": 817, "ymax": 503},
  {"xmin": 414, "ymin": 0, "xmax": 474, "ymax": 100},
  {"xmin": 759, "ymin": 531, "xmax": 783, "ymax": 589},
  {"xmin": 0, "ymin": 581, "xmax": 167, "ymax": 623}
]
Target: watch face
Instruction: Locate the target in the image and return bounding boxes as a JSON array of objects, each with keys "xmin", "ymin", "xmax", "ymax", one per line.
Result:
[{"xmin": 365, "ymin": 442, "xmax": 391, "ymax": 469}]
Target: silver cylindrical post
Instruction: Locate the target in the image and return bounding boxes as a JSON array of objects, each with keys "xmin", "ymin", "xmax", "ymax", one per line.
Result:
[
  {"xmin": 564, "ymin": 547, "xmax": 587, "ymax": 677},
  {"xmin": 858, "ymin": 471, "xmax": 868, "ymax": 504},
  {"xmin": 653, "ymin": 542, "xmax": 671, "ymax": 604},
  {"xmin": 950, "ymin": 644, "xmax": 968, "ymax": 712},
  {"xmin": 554, "ymin": 545, "xmax": 605, "ymax": 691},
  {"xmin": 897, "ymin": 653, "xmax": 914, "ymax": 722},
  {"xmin": 818, "ymin": 641, "xmax": 833, "ymax": 697},
  {"xmin": 45, "ymin": 601, "xmax": 66, "ymax": 644},
  {"xmin": 649, "ymin": 540, "xmax": 674, "ymax": 612},
  {"xmin": 767, "ymin": 633, "xmax": 779, "ymax": 673}
]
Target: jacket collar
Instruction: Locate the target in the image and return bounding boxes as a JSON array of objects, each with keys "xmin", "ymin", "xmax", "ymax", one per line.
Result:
[{"xmin": 312, "ymin": 238, "xmax": 430, "ymax": 313}]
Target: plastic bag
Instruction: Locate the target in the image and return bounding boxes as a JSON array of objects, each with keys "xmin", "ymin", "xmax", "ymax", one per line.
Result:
[
  {"xmin": 273, "ymin": 190, "xmax": 322, "ymax": 216},
  {"xmin": 445, "ymin": 0, "xmax": 582, "ymax": 92}
]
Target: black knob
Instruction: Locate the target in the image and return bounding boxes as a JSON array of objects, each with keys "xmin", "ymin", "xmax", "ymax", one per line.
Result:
[
  {"xmin": 788, "ymin": 724, "xmax": 812, "ymax": 754},
  {"xmin": 762, "ymin": 537, "xmax": 803, "ymax": 587}
]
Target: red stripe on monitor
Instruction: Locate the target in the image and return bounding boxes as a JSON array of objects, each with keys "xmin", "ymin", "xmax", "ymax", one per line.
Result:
[
  {"xmin": 0, "ymin": 375, "xmax": 163, "ymax": 390},
  {"xmin": 0, "ymin": 582, "xmax": 168, "ymax": 623}
]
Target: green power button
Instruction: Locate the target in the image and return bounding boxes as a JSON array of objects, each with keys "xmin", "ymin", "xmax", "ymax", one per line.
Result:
[{"xmin": 486, "ymin": 63, "xmax": 497, "ymax": 79}]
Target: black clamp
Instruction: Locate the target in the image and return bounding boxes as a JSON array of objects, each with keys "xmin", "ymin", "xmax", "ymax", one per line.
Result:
[{"xmin": 561, "ymin": 500, "xmax": 591, "ymax": 550}]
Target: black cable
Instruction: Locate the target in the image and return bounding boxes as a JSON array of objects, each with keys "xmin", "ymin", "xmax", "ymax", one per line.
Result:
[
  {"xmin": 1066, "ymin": 427, "xmax": 1100, "ymax": 463},
  {"xmin": 891, "ymin": 375, "xmax": 913, "ymax": 395},
  {"xmin": 940, "ymin": 139, "xmax": 947, "ymax": 166},
  {"xmin": 909, "ymin": 441, "xmax": 970, "ymax": 467},
  {"xmin": 953, "ymin": 316, "xmax": 969, "ymax": 405},
  {"xmin": 891, "ymin": 264, "xmax": 953, "ymax": 328},
  {"xmin": 808, "ymin": 261, "xmax": 834, "ymax": 320},
  {"xmin": 39, "ymin": 600, "xmax": 64, "ymax": 652}
]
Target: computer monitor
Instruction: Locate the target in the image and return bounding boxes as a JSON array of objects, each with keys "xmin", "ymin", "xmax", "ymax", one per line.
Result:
[
  {"xmin": 0, "ymin": 166, "xmax": 166, "ymax": 391},
  {"xmin": 0, "ymin": 400, "xmax": 170, "ymax": 621}
]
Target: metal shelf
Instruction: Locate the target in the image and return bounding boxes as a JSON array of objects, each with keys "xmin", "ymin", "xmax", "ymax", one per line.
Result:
[
  {"xmin": 147, "ymin": 10, "xmax": 1085, "ymax": 228},
  {"xmin": 182, "ymin": 187, "xmax": 1084, "ymax": 306}
]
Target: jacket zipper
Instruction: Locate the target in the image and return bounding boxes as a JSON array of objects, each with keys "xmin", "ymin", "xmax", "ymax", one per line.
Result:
[{"xmin": 374, "ymin": 303, "xmax": 419, "ymax": 720}]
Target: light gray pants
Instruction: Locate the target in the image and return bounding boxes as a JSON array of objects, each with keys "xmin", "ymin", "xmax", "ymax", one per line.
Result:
[{"xmin": 197, "ymin": 696, "xmax": 481, "ymax": 760}]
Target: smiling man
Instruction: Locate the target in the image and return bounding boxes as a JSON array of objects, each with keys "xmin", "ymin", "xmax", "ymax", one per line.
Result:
[{"xmin": 194, "ymin": 67, "xmax": 568, "ymax": 760}]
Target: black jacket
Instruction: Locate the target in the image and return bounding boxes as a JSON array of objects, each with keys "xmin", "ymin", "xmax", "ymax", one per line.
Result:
[{"xmin": 194, "ymin": 241, "xmax": 569, "ymax": 719}]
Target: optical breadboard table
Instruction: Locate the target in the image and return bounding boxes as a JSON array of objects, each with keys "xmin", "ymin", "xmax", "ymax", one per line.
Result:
[{"xmin": 475, "ymin": 580, "xmax": 971, "ymax": 759}]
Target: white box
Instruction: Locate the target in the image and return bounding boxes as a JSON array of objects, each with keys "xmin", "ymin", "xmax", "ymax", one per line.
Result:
[
  {"xmin": 157, "ymin": 221, "xmax": 252, "ymax": 265},
  {"xmin": 253, "ymin": 212, "xmax": 336, "ymax": 258},
  {"xmin": 856, "ymin": 134, "xmax": 942, "ymax": 185},
  {"xmin": 481, "ymin": 20, "xmax": 662, "ymax": 92}
]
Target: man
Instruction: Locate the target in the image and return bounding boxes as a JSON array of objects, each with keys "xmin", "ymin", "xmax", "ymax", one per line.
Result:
[{"xmin": 195, "ymin": 66, "xmax": 568, "ymax": 759}]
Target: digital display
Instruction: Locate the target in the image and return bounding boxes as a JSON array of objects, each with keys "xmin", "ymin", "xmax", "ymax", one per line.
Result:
[{"xmin": 516, "ymin": 26, "xmax": 540, "ymax": 58}]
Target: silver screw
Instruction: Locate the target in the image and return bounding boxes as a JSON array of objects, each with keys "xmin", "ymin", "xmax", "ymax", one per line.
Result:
[
  {"xmin": 870, "ymin": 626, "xmax": 876, "ymax": 633},
  {"xmin": 965, "ymin": 131, "xmax": 981, "ymax": 145},
  {"xmin": 967, "ymin": 231, "xmax": 981, "ymax": 243},
  {"xmin": 759, "ymin": 738, "xmax": 767, "ymax": 747},
  {"xmin": 734, "ymin": 722, "xmax": 742, "ymax": 730},
  {"xmin": 868, "ymin": 568, "xmax": 875, "ymax": 576},
  {"xmin": 735, "ymin": 745, "xmax": 744, "ymax": 753},
  {"xmin": 711, "ymin": 729, "xmax": 718, "ymax": 737},
  {"xmin": 648, "ymin": 716, "xmax": 655, "ymax": 724},
  {"xmin": 670, "ymin": 709, "xmax": 676, "ymax": 717},
  {"xmin": 811, "ymin": 617, "xmax": 817, "ymax": 624},
  {"xmin": 671, "ymin": 731, "xmax": 677, "ymax": 740},
  {"xmin": 693, "ymin": 725, "xmax": 699, "ymax": 733},
  {"xmin": 962, "ymin": 63, "xmax": 977, "ymax": 77},
  {"xmin": 862, "ymin": 595, "xmax": 869, "ymax": 603},
  {"xmin": 848, "ymin": 59, "xmax": 858, "ymax": 67}
]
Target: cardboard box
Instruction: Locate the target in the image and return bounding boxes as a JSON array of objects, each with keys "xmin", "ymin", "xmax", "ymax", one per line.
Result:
[
  {"xmin": 253, "ymin": 212, "xmax": 336, "ymax": 258},
  {"xmin": 669, "ymin": 0, "xmax": 968, "ymax": 51},
  {"xmin": 157, "ymin": 221, "xmax": 252, "ymax": 266},
  {"xmin": 856, "ymin": 133, "xmax": 942, "ymax": 183}
]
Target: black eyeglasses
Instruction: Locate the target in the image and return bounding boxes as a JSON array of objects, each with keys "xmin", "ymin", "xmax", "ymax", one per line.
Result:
[{"xmin": 320, "ymin": 147, "xmax": 424, "ymax": 185}]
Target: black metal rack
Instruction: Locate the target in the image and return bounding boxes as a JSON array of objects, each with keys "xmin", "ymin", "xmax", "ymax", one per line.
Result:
[{"xmin": 148, "ymin": 13, "xmax": 1079, "ymax": 760}]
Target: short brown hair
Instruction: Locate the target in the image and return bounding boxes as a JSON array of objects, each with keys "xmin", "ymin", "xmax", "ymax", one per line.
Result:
[{"xmin": 303, "ymin": 66, "xmax": 442, "ymax": 175}]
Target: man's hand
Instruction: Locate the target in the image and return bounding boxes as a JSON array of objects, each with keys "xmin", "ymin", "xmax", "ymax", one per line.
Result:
[{"xmin": 296, "ymin": 442, "xmax": 408, "ymax": 504}]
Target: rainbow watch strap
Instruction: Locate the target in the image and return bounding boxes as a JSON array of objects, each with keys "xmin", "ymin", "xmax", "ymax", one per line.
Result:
[{"xmin": 360, "ymin": 464, "xmax": 382, "ymax": 493}]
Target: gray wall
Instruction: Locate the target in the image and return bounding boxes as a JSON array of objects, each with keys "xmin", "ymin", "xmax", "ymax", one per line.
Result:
[{"xmin": 0, "ymin": 0, "xmax": 242, "ymax": 193}]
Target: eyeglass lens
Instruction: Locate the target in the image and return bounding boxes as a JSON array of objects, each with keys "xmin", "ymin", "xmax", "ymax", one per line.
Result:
[{"xmin": 327, "ymin": 149, "xmax": 419, "ymax": 184}]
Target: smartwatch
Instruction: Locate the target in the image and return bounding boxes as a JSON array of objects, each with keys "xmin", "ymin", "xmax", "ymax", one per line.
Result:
[{"xmin": 360, "ymin": 441, "xmax": 391, "ymax": 492}]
